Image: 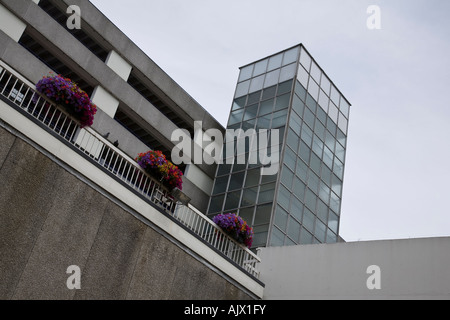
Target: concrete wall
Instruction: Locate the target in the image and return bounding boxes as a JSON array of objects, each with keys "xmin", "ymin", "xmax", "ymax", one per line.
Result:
[
  {"xmin": 0, "ymin": 125, "xmax": 253, "ymax": 300},
  {"xmin": 258, "ymin": 237, "xmax": 450, "ymax": 300}
]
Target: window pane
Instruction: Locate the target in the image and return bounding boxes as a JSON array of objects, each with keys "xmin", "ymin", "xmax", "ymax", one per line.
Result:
[
  {"xmin": 275, "ymin": 93, "xmax": 291, "ymax": 111},
  {"xmin": 283, "ymin": 46, "xmax": 300, "ymax": 65},
  {"xmin": 330, "ymin": 85, "xmax": 340, "ymax": 106},
  {"xmin": 328, "ymin": 211, "xmax": 339, "ymax": 234},
  {"xmin": 284, "ymin": 147, "xmax": 297, "ymax": 170},
  {"xmin": 262, "ymin": 85, "xmax": 277, "ymax": 100},
  {"xmin": 307, "ymin": 171, "xmax": 320, "ymax": 193},
  {"xmin": 213, "ymin": 176, "xmax": 229, "ymax": 195},
  {"xmin": 244, "ymin": 104, "xmax": 259, "ymax": 121},
  {"xmin": 250, "ymin": 74, "xmax": 265, "ymax": 93},
  {"xmin": 330, "ymin": 192, "xmax": 341, "ymax": 213},
  {"xmin": 321, "ymin": 75, "xmax": 331, "ymax": 96},
  {"xmin": 308, "ymin": 79, "xmax": 320, "ymax": 101},
  {"xmin": 277, "ymin": 185, "xmax": 291, "ymax": 210},
  {"xmin": 275, "ymin": 206, "xmax": 289, "ymax": 232},
  {"xmin": 235, "ymin": 80, "xmax": 250, "ymax": 98},
  {"xmin": 340, "ymin": 99, "xmax": 350, "ymax": 118},
  {"xmin": 300, "ymin": 48, "xmax": 312, "ymax": 71},
  {"xmin": 315, "ymin": 219, "xmax": 327, "ymax": 243},
  {"xmin": 299, "ymin": 141, "xmax": 311, "ymax": 164},
  {"xmin": 329, "ymin": 102, "xmax": 339, "ymax": 124},
  {"xmin": 291, "ymin": 196, "xmax": 304, "ymax": 221},
  {"xmin": 302, "ymin": 207, "xmax": 315, "ymax": 232},
  {"xmin": 254, "ymin": 59, "xmax": 268, "ymax": 76},
  {"xmin": 310, "ymin": 61, "xmax": 321, "ymax": 84},
  {"xmin": 301, "ymin": 124, "xmax": 313, "ymax": 147},
  {"xmin": 281, "ymin": 165, "xmax": 294, "ymax": 189},
  {"xmin": 317, "ymin": 199, "xmax": 328, "ymax": 223},
  {"xmin": 245, "ymin": 168, "xmax": 261, "ymax": 187},
  {"xmin": 270, "ymin": 227, "xmax": 285, "ymax": 247},
  {"xmin": 232, "ymin": 96, "xmax": 247, "ymax": 111},
  {"xmin": 259, "ymin": 98, "xmax": 275, "ymax": 116},
  {"xmin": 264, "ymin": 69, "xmax": 281, "ymax": 88},
  {"xmin": 224, "ymin": 191, "xmax": 242, "ymax": 211},
  {"xmin": 241, "ymin": 187, "xmax": 258, "ymax": 207},
  {"xmin": 288, "ymin": 217, "xmax": 301, "ymax": 243},
  {"xmin": 292, "ymin": 95, "xmax": 304, "ymax": 119},
  {"xmin": 279, "ymin": 63, "xmax": 297, "ymax": 82},
  {"xmin": 289, "ymin": 111, "xmax": 302, "ymax": 134},
  {"xmin": 278, "ymin": 80, "xmax": 293, "ymax": 95},
  {"xmin": 239, "ymin": 65, "xmax": 254, "ymax": 82},
  {"xmin": 295, "ymin": 160, "xmax": 308, "ymax": 183},
  {"xmin": 208, "ymin": 194, "xmax": 225, "ymax": 214},
  {"xmin": 268, "ymin": 53, "xmax": 283, "ymax": 71},
  {"xmin": 228, "ymin": 109, "xmax": 244, "ymax": 126},
  {"xmin": 258, "ymin": 183, "xmax": 276, "ymax": 204},
  {"xmin": 271, "ymin": 110, "xmax": 288, "ymax": 128},
  {"xmin": 229, "ymin": 172, "xmax": 245, "ymax": 191},
  {"xmin": 300, "ymin": 228, "xmax": 313, "ymax": 244},
  {"xmin": 297, "ymin": 66, "xmax": 309, "ymax": 88},
  {"xmin": 305, "ymin": 188, "xmax": 317, "ymax": 211},
  {"xmin": 287, "ymin": 129, "xmax": 299, "ymax": 152},
  {"xmin": 304, "ymin": 108, "xmax": 315, "ymax": 129},
  {"xmin": 293, "ymin": 177, "xmax": 306, "ymax": 201},
  {"xmin": 255, "ymin": 203, "xmax": 273, "ymax": 225}
]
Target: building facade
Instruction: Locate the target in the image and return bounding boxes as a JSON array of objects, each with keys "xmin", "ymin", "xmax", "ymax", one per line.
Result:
[{"xmin": 207, "ymin": 45, "xmax": 351, "ymax": 247}]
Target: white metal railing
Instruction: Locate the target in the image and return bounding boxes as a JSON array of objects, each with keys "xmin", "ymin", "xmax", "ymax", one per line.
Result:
[{"xmin": 0, "ymin": 61, "xmax": 261, "ymax": 278}]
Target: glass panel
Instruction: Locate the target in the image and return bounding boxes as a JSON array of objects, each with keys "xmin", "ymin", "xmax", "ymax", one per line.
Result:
[
  {"xmin": 290, "ymin": 195, "xmax": 304, "ymax": 221},
  {"xmin": 256, "ymin": 113, "xmax": 272, "ymax": 130},
  {"xmin": 307, "ymin": 171, "xmax": 320, "ymax": 193},
  {"xmin": 293, "ymin": 177, "xmax": 306, "ymax": 202},
  {"xmin": 303, "ymin": 108, "xmax": 315, "ymax": 129},
  {"xmin": 317, "ymin": 199, "xmax": 328, "ymax": 223},
  {"xmin": 264, "ymin": 69, "xmax": 281, "ymax": 88},
  {"xmin": 320, "ymin": 75, "xmax": 331, "ymax": 96},
  {"xmin": 253, "ymin": 225, "xmax": 269, "ymax": 247},
  {"xmin": 310, "ymin": 152, "xmax": 321, "ymax": 175},
  {"xmin": 338, "ymin": 112, "xmax": 348, "ymax": 134},
  {"xmin": 288, "ymin": 217, "xmax": 301, "ymax": 243},
  {"xmin": 300, "ymin": 228, "xmax": 313, "ymax": 245},
  {"xmin": 318, "ymin": 89, "xmax": 329, "ymax": 112},
  {"xmin": 224, "ymin": 191, "xmax": 241, "ymax": 211},
  {"xmin": 275, "ymin": 205, "xmax": 289, "ymax": 232},
  {"xmin": 335, "ymin": 142, "xmax": 345, "ymax": 163},
  {"xmin": 329, "ymin": 102, "xmax": 339, "ymax": 124},
  {"xmin": 328, "ymin": 211, "xmax": 339, "ymax": 234},
  {"xmin": 314, "ymin": 120, "xmax": 326, "ymax": 142},
  {"xmin": 229, "ymin": 172, "xmax": 245, "ymax": 191},
  {"xmin": 337, "ymin": 128, "xmax": 347, "ymax": 148},
  {"xmin": 325, "ymin": 131, "xmax": 336, "ymax": 152},
  {"xmin": 308, "ymin": 78, "xmax": 320, "ymax": 101},
  {"xmin": 239, "ymin": 207, "xmax": 255, "ymax": 225},
  {"xmin": 235, "ymin": 80, "xmax": 250, "ymax": 98},
  {"xmin": 301, "ymin": 124, "xmax": 313, "ymax": 147},
  {"xmin": 333, "ymin": 158, "xmax": 344, "ymax": 180},
  {"xmin": 297, "ymin": 66, "xmax": 309, "ymax": 88},
  {"xmin": 259, "ymin": 98, "xmax": 275, "ymax": 116},
  {"xmin": 249, "ymin": 74, "xmax": 265, "ymax": 93},
  {"xmin": 340, "ymin": 99, "xmax": 350, "ymax": 119},
  {"xmin": 247, "ymin": 91, "xmax": 262, "ymax": 105},
  {"xmin": 315, "ymin": 219, "xmax": 327, "ymax": 242},
  {"xmin": 268, "ymin": 53, "xmax": 283, "ymax": 71},
  {"xmin": 241, "ymin": 187, "xmax": 258, "ymax": 207},
  {"xmin": 317, "ymin": 105, "xmax": 327, "ymax": 124},
  {"xmin": 330, "ymin": 192, "xmax": 341, "ymax": 213},
  {"xmin": 321, "ymin": 163, "xmax": 332, "ymax": 186},
  {"xmin": 244, "ymin": 104, "xmax": 259, "ymax": 121},
  {"xmin": 331, "ymin": 174, "xmax": 342, "ymax": 197},
  {"xmin": 312, "ymin": 135, "xmax": 324, "ymax": 158},
  {"xmin": 302, "ymin": 207, "xmax": 315, "ymax": 232},
  {"xmin": 305, "ymin": 188, "xmax": 317, "ymax": 211},
  {"xmin": 242, "ymin": 118, "xmax": 256, "ymax": 131},
  {"xmin": 270, "ymin": 227, "xmax": 285, "ymax": 247},
  {"xmin": 283, "ymin": 46, "xmax": 300, "ymax": 65},
  {"xmin": 239, "ymin": 65, "xmax": 254, "ymax": 82},
  {"xmin": 295, "ymin": 160, "xmax": 308, "ymax": 183},
  {"xmin": 258, "ymin": 182, "xmax": 276, "ymax": 204},
  {"xmin": 208, "ymin": 194, "xmax": 225, "ymax": 214},
  {"xmin": 326, "ymin": 230, "xmax": 337, "ymax": 244},
  {"xmin": 310, "ymin": 61, "xmax": 321, "ymax": 84},
  {"xmin": 275, "ymin": 93, "xmax": 291, "ymax": 111},
  {"xmin": 292, "ymin": 95, "xmax": 304, "ymax": 119},
  {"xmin": 289, "ymin": 111, "xmax": 302, "ymax": 134},
  {"xmin": 217, "ymin": 163, "xmax": 232, "ymax": 176},
  {"xmin": 254, "ymin": 203, "xmax": 273, "ymax": 225},
  {"xmin": 262, "ymin": 85, "xmax": 277, "ymax": 100},
  {"xmin": 327, "ymin": 116, "xmax": 337, "ymax": 136},
  {"xmin": 287, "ymin": 129, "xmax": 299, "ymax": 152},
  {"xmin": 277, "ymin": 185, "xmax": 291, "ymax": 210},
  {"xmin": 245, "ymin": 168, "xmax": 261, "ymax": 187},
  {"xmin": 318, "ymin": 181, "xmax": 331, "ymax": 204},
  {"xmin": 299, "ymin": 141, "xmax": 311, "ymax": 164},
  {"xmin": 278, "ymin": 79, "xmax": 293, "ymax": 95},
  {"xmin": 300, "ymin": 48, "xmax": 312, "ymax": 71},
  {"xmin": 232, "ymin": 96, "xmax": 247, "ymax": 111},
  {"xmin": 213, "ymin": 176, "xmax": 229, "ymax": 195},
  {"xmin": 285, "ymin": 147, "xmax": 297, "ymax": 170},
  {"xmin": 279, "ymin": 63, "xmax": 297, "ymax": 82},
  {"xmin": 281, "ymin": 165, "xmax": 294, "ymax": 189},
  {"xmin": 253, "ymin": 59, "xmax": 268, "ymax": 77},
  {"xmin": 271, "ymin": 109, "xmax": 288, "ymax": 128},
  {"xmin": 330, "ymin": 85, "xmax": 340, "ymax": 106},
  {"xmin": 228, "ymin": 109, "xmax": 244, "ymax": 126},
  {"xmin": 295, "ymin": 81, "xmax": 307, "ymax": 102}
]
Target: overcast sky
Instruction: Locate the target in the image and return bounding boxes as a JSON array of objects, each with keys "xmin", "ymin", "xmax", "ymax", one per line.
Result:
[{"xmin": 90, "ymin": 0, "xmax": 450, "ymax": 242}]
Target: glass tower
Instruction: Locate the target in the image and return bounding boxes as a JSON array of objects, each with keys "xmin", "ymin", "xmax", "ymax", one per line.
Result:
[{"xmin": 207, "ymin": 44, "xmax": 351, "ymax": 248}]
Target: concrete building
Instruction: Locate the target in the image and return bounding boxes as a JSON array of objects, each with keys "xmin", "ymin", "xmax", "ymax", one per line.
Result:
[{"xmin": 0, "ymin": 0, "xmax": 263, "ymax": 300}]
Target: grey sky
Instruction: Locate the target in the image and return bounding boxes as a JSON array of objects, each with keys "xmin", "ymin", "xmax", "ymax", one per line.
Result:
[{"xmin": 90, "ymin": 0, "xmax": 450, "ymax": 242}]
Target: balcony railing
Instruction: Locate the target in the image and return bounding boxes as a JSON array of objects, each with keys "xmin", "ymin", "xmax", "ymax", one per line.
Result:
[{"xmin": 0, "ymin": 61, "xmax": 261, "ymax": 279}]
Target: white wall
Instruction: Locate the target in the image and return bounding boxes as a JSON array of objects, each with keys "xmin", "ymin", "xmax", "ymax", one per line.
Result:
[{"xmin": 258, "ymin": 237, "xmax": 450, "ymax": 300}]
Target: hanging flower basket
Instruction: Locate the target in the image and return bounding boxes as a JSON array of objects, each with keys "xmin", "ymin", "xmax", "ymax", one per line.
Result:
[
  {"xmin": 213, "ymin": 213, "xmax": 254, "ymax": 248},
  {"xmin": 35, "ymin": 74, "xmax": 97, "ymax": 128},
  {"xmin": 135, "ymin": 150, "xmax": 183, "ymax": 192}
]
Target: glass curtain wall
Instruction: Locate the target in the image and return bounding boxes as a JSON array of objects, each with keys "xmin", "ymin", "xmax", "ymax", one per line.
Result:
[{"xmin": 207, "ymin": 44, "xmax": 351, "ymax": 248}]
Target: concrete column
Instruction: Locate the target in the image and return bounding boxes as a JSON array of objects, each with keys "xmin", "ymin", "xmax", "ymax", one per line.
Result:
[
  {"xmin": 90, "ymin": 85, "xmax": 120, "ymax": 118},
  {"xmin": 0, "ymin": 3, "xmax": 26, "ymax": 42},
  {"xmin": 105, "ymin": 50, "xmax": 132, "ymax": 81}
]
